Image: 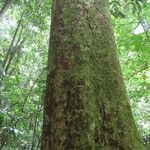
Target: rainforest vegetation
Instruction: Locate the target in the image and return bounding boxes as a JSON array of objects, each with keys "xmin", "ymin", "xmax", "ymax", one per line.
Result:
[{"xmin": 0, "ymin": 0, "xmax": 149, "ymax": 149}]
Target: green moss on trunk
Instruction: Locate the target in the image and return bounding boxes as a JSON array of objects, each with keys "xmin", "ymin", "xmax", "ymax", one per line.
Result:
[{"xmin": 41, "ymin": 0, "xmax": 144, "ymax": 149}]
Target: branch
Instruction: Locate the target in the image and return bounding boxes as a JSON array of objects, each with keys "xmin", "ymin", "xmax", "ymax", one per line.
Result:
[
  {"xmin": 2, "ymin": 11, "xmax": 25, "ymax": 74},
  {"xmin": 21, "ymin": 67, "xmax": 47, "ymax": 112}
]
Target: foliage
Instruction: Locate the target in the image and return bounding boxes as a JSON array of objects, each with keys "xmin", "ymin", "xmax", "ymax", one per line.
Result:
[
  {"xmin": 0, "ymin": 0, "xmax": 51, "ymax": 149},
  {"xmin": 0, "ymin": 0, "xmax": 149, "ymax": 149},
  {"xmin": 113, "ymin": 1, "xmax": 150, "ymax": 148}
]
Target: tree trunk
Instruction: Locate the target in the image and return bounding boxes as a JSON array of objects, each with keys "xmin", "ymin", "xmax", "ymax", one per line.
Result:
[
  {"xmin": 0, "ymin": 0, "xmax": 13, "ymax": 19},
  {"xmin": 41, "ymin": 0, "xmax": 144, "ymax": 149}
]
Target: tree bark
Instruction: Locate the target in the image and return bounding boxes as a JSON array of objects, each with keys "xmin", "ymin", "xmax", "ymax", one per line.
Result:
[{"xmin": 41, "ymin": 0, "xmax": 144, "ymax": 149}]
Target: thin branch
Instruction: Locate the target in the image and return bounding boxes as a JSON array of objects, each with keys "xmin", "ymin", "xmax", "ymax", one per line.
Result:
[
  {"xmin": 2, "ymin": 11, "xmax": 25, "ymax": 71},
  {"xmin": 21, "ymin": 67, "xmax": 47, "ymax": 112},
  {"xmin": 4, "ymin": 40, "xmax": 25, "ymax": 74},
  {"xmin": 134, "ymin": 0, "xmax": 149, "ymax": 38},
  {"xmin": 125, "ymin": 65, "xmax": 149, "ymax": 80}
]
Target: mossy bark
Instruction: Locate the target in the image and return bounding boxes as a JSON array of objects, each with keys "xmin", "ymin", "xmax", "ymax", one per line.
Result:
[{"xmin": 41, "ymin": 0, "xmax": 144, "ymax": 149}]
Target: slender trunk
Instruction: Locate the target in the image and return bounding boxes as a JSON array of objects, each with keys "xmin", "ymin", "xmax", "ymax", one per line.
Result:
[
  {"xmin": 41, "ymin": 0, "xmax": 144, "ymax": 149},
  {"xmin": 0, "ymin": 0, "xmax": 13, "ymax": 19}
]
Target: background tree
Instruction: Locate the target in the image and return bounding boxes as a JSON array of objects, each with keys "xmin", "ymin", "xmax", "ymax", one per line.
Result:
[
  {"xmin": 41, "ymin": 0, "xmax": 145, "ymax": 149},
  {"xmin": 0, "ymin": 0, "xmax": 13, "ymax": 18},
  {"xmin": 0, "ymin": 0, "xmax": 51, "ymax": 149}
]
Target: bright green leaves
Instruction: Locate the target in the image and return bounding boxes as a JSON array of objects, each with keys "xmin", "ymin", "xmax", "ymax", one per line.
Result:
[
  {"xmin": 113, "ymin": 1, "xmax": 150, "ymax": 145},
  {"xmin": 110, "ymin": 0, "xmax": 126, "ymax": 18},
  {"xmin": 0, "ymin": 0, "xmax": 50, "ymax": 149}
]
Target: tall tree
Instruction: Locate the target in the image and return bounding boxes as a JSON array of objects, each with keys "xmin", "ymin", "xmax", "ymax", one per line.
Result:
[
  {"xmin": 0, "ymin": 0, "xmax": 13, "ymax": 18},
  {"xmin": 41, "ymin": 0, "xmax": 144, "ymax": 149}
]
